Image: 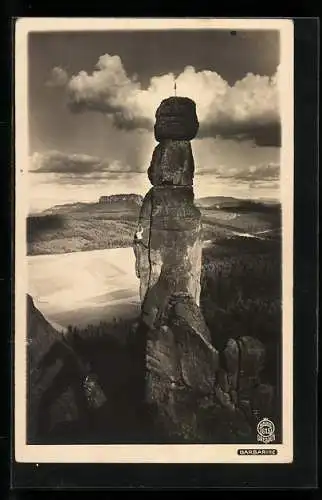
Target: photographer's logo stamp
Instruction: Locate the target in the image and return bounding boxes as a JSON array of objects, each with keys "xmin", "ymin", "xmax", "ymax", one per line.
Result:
[{"xmin": 257, "ymin": 418, "xmax": 275, "ymax": 444}]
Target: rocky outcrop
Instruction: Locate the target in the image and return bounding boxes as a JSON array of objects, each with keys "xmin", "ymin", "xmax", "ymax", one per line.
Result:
[
  {"xmin": 133, "ymin": 95, "xmax": 275, "ymax": 443},
  {"xmin": 26, "ymin": 294, "xmax": 77, "ymax": 442},
  {"xmin": 133, "ymin": 96, "xmax": 216, "ymax": 439},
  {"xmin": 27, "ymin": 294, "xmax": 62, "ymax": 367},
  {"xmin": 99, "ymin": 193, "xmax": 143, "ymax": 206},
  {"xmin": 27, "ymin": 295, "xmax": 94, "ymax": 442}
]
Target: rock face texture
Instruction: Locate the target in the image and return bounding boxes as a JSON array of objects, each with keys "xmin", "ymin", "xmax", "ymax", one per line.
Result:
[
  {"xmin": 154, "ymin": 97, "xmax": 199, "ymax": 142},
  {"xmin": 148, "ymin": 140, "xmax": 195, "ymax": 186},
  {"xmin": 136, "ymin": 186, "xmax": 202, "ymax": 304},
  {"xmin": 26, "ymin": 294, "xmax": 79, "ymax": 442}
]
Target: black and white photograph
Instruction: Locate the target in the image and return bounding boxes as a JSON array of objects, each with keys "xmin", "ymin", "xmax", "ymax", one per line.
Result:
[{"xmin": 15, "ymin": 18, "xmax": 294, "ymax": 463}]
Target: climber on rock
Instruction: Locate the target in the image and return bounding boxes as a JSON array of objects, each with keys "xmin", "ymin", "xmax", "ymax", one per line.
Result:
[
  {"xmin": 133, "ymin": 224, "xmax": 149, "ymax": 279},
  {"xmin": 134, "ymin": 224, "xmax": 144, "ymax": 242}
]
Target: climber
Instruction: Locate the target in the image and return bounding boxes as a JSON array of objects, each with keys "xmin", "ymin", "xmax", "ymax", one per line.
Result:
[
  {"xmin": 133, "ymin": 224, "xmax": 148, "ymax": 279},
  {"xmin": 134, "ymin": 224, "xmax": 144, "ymax": 242}
]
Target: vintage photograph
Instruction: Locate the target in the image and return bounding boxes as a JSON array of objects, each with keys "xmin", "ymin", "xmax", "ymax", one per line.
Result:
[{"xmin": 15, "ymin": 18, "xmax": 294, "ymax": 463}]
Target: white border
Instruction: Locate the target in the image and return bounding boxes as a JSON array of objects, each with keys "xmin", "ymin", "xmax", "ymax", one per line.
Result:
[{"xmin": 15, "ymin": 18, "xmax": 294, "ymax": 464}]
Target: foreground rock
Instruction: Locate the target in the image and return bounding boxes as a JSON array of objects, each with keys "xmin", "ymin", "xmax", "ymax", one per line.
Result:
[
  {"xmin": 26, "ymin": 294, "xmax": 79, "ymax": 442},
  {"xmin": 27, "ymin": 291, "xmax": 275, "ymax": 444},
  {"xmin": 27, "ymin": 295, "xmax": 151, "ymax": 444}
]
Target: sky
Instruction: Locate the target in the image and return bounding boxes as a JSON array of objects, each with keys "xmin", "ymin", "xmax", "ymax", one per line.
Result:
[{"xmin": 28, "ymin": 29, "xmax": 281, "ymax": 213}]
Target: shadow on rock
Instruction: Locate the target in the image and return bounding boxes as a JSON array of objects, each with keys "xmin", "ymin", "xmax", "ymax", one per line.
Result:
[{"xmin": 30, "ymin": 324, "xmax": 152, "ymax": 444}]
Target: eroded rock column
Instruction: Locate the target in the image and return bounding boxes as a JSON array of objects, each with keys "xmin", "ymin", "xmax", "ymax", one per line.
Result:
[
  {"xmin": 135, "ymin": 99, "xmax": 202, "ymax": 305},
  {"xmin": 133, "ymin": 97, "xmax": 219, "ymax": 440}
]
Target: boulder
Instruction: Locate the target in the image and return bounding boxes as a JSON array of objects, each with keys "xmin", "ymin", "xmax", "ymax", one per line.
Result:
[
  {"xmin": 154, "ymin": 97, "xmax": 199, "ymax": 141},
  {"xmin": 155, "ymin": 97, "xmax": 198, "ymax": 118}
]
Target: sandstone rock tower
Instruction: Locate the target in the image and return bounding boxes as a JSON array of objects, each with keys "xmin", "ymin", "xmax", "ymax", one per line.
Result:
[
  {"xmin": 137, "ymin": 97, "xmax": 202, "ymax": 305},
  {"xmin": 133, "ymin": 95, "xmax": 275, "ymax": 443},
  {"xmin": 133, "ymin": 96, "xmax": 219, "ymax": 440}
]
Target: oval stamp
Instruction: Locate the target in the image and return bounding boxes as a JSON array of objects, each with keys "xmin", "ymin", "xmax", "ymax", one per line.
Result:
[{"xmin": 257, "ymin": 418, "xmax": 276, "ymax": 444}]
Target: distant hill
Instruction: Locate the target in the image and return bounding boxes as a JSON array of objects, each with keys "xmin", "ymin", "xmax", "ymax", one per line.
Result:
[
  {"xmin": 27, "ymin": 194, "xmax": 141, "ymax": 255},
  {"xmin": 27, "ymin": 194, "xmax": 280, "ymax": 256},
  {"xmin": 37, "ymin": 194, "xmax": 279, "ymax": 216},
  {"xmin": 41, "ymin": 194, "xmax": 143, "ymax": 216},
  {"xmin": 99, "ymin": 194, "xmax": 143, "ymax": 206},
  {"xmin": 196, "ymin": 196, "xmax": 239, "ymax": 208}
]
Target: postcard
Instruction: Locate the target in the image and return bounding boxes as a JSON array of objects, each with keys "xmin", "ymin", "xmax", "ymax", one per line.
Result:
[{"xmin": 15, "ymin": 17, "xmax": 294, "ymax": 464}]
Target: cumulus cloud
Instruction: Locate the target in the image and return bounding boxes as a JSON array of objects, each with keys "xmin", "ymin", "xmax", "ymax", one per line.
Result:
[
  {"xmin": 46, "ymin": 67, "xmax": 69, "ymax": 87},
  {"xmin": 29, "ymin": 151, "xmax": 143, "ymax": 176},
  {"xmin": 65, "ymin": 54, "xmax": 281, "ymax": 146}
]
